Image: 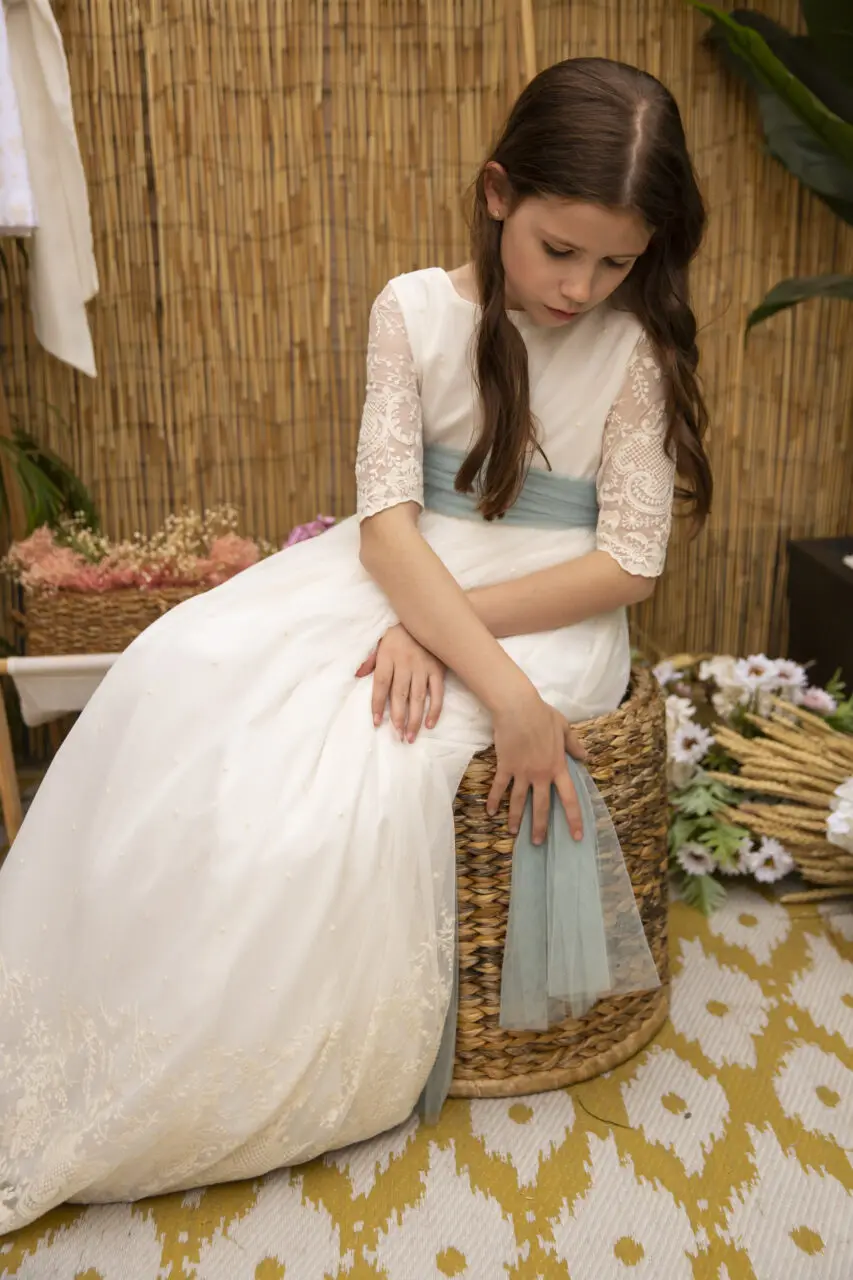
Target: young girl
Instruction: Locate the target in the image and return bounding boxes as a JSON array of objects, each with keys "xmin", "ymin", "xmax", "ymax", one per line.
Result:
[{"xmin": 0, "ymin": 56, "xmax": 711, "ymax": 1232}]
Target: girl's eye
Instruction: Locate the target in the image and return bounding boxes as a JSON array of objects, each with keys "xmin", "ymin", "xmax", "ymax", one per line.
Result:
[
  {"xmin": 606, "ymin": 259, "xmax": 633, "ymax": 270},
  {"xmin": 543, "ymin": 243, "xmax": 572, "ymax": 259}
]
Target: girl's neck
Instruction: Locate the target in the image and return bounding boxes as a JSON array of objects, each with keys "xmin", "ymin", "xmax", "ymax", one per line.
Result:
[{"xmin": 446, "ymin": 263, "xmax": 524, "ymax": 311}]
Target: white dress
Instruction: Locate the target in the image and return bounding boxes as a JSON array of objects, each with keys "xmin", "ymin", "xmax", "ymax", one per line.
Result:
[{"xmin": 0, "ymin": 268, "xmax": 675, "ymax": 1233}]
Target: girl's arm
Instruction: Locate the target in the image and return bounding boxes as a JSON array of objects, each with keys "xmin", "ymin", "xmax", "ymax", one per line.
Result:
[
  {"xmin": 365, "ymin": 327, "xmax": 674, "ymax": 645},
  {"xmin": 359, "ymin": 505, "xmax": 533, "ymax": 713},
  {"xmin": 465, "ymin": 550, "xmax": 654, "ymax": 638},
  {"xmin": 466, "ymin": 329, "xmax": 675, "ymax": 635}
]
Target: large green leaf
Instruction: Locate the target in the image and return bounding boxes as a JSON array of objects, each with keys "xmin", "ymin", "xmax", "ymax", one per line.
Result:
[
  {"xmin": 689, "ymin": 3, "xmax": 853, "ymax": 167},
  {"xmin": 800, "ymin": 1, "xmax": 853, "ymax": 88},
  {"xmin": 721, "ymin": 10, "xmax": 853, "ymax": 120},
  {"xmin": 746, "ymin": 271, "xmax": 853, "ymax": 329}
]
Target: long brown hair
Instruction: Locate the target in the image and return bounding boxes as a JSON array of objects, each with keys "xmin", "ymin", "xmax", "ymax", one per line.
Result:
[{"xmin": 459, "ymin": 57, "xmax": 712, "ymax": 525}]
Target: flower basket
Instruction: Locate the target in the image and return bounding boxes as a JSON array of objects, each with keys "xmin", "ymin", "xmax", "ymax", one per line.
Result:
[{"xmin": 21, "ymin": 583, "xmax": 212, "ymax": 657}]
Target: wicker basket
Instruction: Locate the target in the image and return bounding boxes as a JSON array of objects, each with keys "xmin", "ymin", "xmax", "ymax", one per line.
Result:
[
  {"xmin": 450, "ymin": 665, "xmax": 669, "ymax": 1098},
  {"xmin": 23, "ymin": 585, "xmax": 211, "ymax": 657}
]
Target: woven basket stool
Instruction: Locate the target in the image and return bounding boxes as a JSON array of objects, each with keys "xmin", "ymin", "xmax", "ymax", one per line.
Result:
[{"xmin": 449, "ymin": 665, "xmax": 669, "ymax": 1098}]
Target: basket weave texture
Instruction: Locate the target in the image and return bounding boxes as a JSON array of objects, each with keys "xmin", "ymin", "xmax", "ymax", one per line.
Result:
[
  {"xmin": 450, "ymin": 665, "xmax": 669, "ymax": 1098},
  {"xmin": 24, "ymin": 585, "xmax": 210, "ymax": 657}
]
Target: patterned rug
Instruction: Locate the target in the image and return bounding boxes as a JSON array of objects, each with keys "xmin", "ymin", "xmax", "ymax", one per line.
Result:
[{"xmin": 2, "ymin": 885, "xmax": 852, "ymax": 1280}]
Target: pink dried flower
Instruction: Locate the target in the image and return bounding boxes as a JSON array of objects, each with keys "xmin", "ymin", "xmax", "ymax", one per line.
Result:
[
  {"xmin": 2, "ymin": 504, "xmax": 273, "ymax": 593},
  {"xmin": 284, "ymin": 516, "xmax": 335, "ymax": 548},
  {"xmin": 798, "ymin": 686, "xmax": 838, "ymax": 716}
]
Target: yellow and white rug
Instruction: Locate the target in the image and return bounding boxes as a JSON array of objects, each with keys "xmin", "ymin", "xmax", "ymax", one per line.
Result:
[{"xmin": 2, "ymin": 886, "xmax": 852, "ymax": 1279}]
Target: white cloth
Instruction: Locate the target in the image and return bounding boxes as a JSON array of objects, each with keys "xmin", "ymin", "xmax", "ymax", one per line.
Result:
[
  {"xmin": 4, "ymin": 0, "xmax": 98, "ymax": 374},
  {"xmin": 6, "ymin": 653, "xmax": 117, "ymax": 726},
  {"xmin": 0, "ymin": 1, "xmax": 36, "ymax": 233},
  {"xmin": 0, "ymin": 268, "xmax": 676, "ymax": 1232}
]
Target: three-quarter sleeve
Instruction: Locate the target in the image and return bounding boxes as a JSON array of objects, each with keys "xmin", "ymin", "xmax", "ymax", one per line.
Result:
[
  {"xmin": 355, "ymin": 283, "xmax": 424, "ymax": 522},
  {"xmin": 596, "ymin": 331, "xmax": 676, "ymax": 577}
]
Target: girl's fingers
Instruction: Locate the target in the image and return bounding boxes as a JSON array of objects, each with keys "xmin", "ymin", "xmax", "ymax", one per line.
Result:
[
  {"xmin": 371, "ymin": 658, "xmax": 393, "ymax": 726},
  {"xmin": 425, "ymin": 669, "xmax": 445, "ymax": 728},
  {"xmin": 564, "ymin": 724, "xmax": 587, "ymax": 762},
  {"xmin": 507, "ymin": 778, "xmax": 529, "ymax": 836},
  {"xmin": 530, "ymin": 779, "xmax": 552, "ymax": 845},
  {"xmin": 554, "ymin": 769, "xmax": 584, "ymax": 841},
  {"xmin": 389, "ymin": 668, "xmax": 412, "ymax": 739},
  {"xmin": 487, "ymin": 767, "xmax": 511, "ymax": 818},
  {"xmin": 406, "ymin": 676, "xmax": 428, "ymax": 742},
  {"xmin": 356, "ymin": 650, "xmax": 378, "ymax": 679}
]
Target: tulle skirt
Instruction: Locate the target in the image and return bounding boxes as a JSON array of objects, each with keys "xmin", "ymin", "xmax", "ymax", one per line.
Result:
[{"xmin": 0, "ymin": 512, "xmax": 632, "ymax": 1233}]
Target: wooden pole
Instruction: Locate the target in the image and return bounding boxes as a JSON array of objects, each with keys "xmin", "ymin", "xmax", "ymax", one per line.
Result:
[{"xmin": 0, "ymin": 658, "xmax": 23, "ymax": 844}]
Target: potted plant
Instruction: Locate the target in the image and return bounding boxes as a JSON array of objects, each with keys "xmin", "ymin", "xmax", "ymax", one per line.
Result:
[{"xmin": 688, "ymin": 1, "xmax": 853, "ymax": 327}]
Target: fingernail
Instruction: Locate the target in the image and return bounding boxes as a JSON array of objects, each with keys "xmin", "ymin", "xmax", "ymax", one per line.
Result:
[
  {"xmin": 573, "ymin": 828, "xmax": 583, "ymax": 840},
  {"xmin": 426, "ymin": 719, "xmax": 434, "ymax": 729},
  {"xmin": 509, "ymin": 825, "xmax": 518, "ymax": 836},
  {"xmin": 486, "ymin": 807, "xmax": 495, "ymax": 818},
  {"xmin": 407, "ymin": 732, "xmax": 414, "ymax": 743},
  {"xmin": 373, "ymin": 715, "xmax": 381, "ymax": 726}
]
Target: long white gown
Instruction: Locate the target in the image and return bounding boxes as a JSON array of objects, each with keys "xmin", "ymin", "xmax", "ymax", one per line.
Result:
[{"xmin": 0, "ymin": 268, "xmax": 675, "ymax": 1233}]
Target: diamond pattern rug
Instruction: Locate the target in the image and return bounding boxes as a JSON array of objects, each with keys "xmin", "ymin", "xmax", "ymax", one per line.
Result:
[{"xmin": 2, "ymin": 886, "xmax": 852, "ymax": 1279}]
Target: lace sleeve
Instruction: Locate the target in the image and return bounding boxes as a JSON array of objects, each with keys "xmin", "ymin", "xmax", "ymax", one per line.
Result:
[
  {"xmin": 596, "ymin": 332, "xmax": 676, "ymax": 578},
  {"xmin": 355, "ymin": 283, "xmax": 424, "ymax": 521}
]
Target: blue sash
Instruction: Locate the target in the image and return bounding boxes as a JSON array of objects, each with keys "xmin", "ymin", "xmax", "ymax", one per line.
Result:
[{"xmin": 423, "ymin": 444, "xmax": 598, "ymax": 529}]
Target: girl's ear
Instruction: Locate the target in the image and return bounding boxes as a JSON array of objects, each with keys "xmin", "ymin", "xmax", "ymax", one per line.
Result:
[{"xmin": 483, "ymin": 162, "xmax": 512, "ymax": 220}]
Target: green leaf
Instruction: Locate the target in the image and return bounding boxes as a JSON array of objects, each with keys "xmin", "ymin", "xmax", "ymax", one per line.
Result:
[
  {"xmin": 746, "ymin": 271, "xmax": 853, "ymax": 328},
  {"xmin": 688, "ymin": 3, "xmax": 853, "ymax": 167},
  {"xmin": 678, "ymin": 872, "xmax": 728, "ymax": 916},
  {"xmin": 700, "ymin": 821, "xmax": 751, "ymax": 866},
  {"xmin": 672, "ymin": 774, "xmax": 737, "ymax": 817},
  {"xmin": 800, "ymin": 1, "xmax": 853, "ymax": 88},
  {"xmin": 668, "ymin": 813, "xmax": 698, "ymax": 854}
]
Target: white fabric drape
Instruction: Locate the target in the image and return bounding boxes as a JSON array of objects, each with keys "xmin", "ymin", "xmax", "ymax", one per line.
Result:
[
  {"xmin": 0, "ymin": 0, "xmax": 36, "ymax": 233},
  {"xmin": 4, "ymin": 0, "xmax": 98, "ymax": 375}
]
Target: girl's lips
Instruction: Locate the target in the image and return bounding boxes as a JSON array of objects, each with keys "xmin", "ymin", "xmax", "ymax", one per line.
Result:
[{"xmin": 545, "ymin": 305, "xmax": 579, "ymax": 320}]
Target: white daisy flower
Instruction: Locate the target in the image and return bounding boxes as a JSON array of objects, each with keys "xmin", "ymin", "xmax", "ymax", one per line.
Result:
[
  {"xmin": 711, "ymin": 688, "xmax": 745, "ymax": 721},
  {"xmin": 733, "ymin": 654, "xmax": 780, "ymax": 694},
  {"xmin": 827, "ymin": 796, "xmax": 853, "ymax": 853},
  {"xmin": 835, "ymin": 778, "xmax": 853, "ymax": 804},
  {"xmin": 699, "ymin": 656, "xmax": 737, "ymax": 686},
  {"xmin": 773, "ymin": 659, "xmax": 807, "ymax": 692},
  {"xmin": 676, "ymin": 842, "xmax": 716, "ymax": 876},
  {"xmin": 798, "ymin": 686, "xmax": 838, "ymax": 716},
  {"xmin": 746, "ymin": 836, "xmax": 795, "ymax": 884},
  {"xmin": 653, "ymin": 660, "xmax": 683, "ymax": 688},
  {"xmin": 671, "ymin": 722, "xmax": 714, "ymax": 766},
  {"xmin": 665, "ymin": 693, "xmax": 695, "ymax": 739}
]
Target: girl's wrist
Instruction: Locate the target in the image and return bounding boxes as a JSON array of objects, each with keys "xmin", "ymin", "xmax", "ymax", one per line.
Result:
[{"xmin": 481, "ymin": 664, "xmax": 538, "ymax": 718}]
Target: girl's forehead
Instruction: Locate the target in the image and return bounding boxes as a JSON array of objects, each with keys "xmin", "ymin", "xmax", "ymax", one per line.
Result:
[{"xmin": 525, "ymin": 196, "xmax": 651, "ymax": 256}]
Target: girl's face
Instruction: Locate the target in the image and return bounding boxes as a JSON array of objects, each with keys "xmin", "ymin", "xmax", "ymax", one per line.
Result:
[{"xmin": 484, "ymin": 175, "xmax": 652, "ymax": 327}]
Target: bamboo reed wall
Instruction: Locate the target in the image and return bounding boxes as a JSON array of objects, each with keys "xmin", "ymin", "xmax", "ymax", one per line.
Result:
[{"xmin": 2, "ymin": 0, "xmax": 852, "ymax": 658}]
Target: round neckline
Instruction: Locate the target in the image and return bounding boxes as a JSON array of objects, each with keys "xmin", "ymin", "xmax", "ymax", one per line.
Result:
[{"xmin": 438, "ymin": 268, "xmax": 526, "ymax": 316}]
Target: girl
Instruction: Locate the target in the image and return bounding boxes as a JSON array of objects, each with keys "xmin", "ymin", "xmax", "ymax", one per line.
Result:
[{"xmin": 0, "ymin": 56, "xmax": 711, "ymax": 1233}]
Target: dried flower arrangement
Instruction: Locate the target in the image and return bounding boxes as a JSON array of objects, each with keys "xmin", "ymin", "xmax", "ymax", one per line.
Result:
[{"xmin": 656, "ymin": 654, "xmax": 853, "ymax": 913}]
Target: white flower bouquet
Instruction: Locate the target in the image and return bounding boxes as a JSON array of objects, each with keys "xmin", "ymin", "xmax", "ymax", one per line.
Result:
[{"xmin": 655, "ymin": 654, "xmax": 853, "ymax": 914}]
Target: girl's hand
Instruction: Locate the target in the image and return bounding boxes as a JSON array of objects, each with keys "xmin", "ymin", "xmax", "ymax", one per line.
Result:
[
  {"xmin": 355, "ymin": 624, "xmax": 445, "ymax": 741},
  {"xmin": 488, "ymin": 688, "xmax": 587, "ymax": 846}
]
